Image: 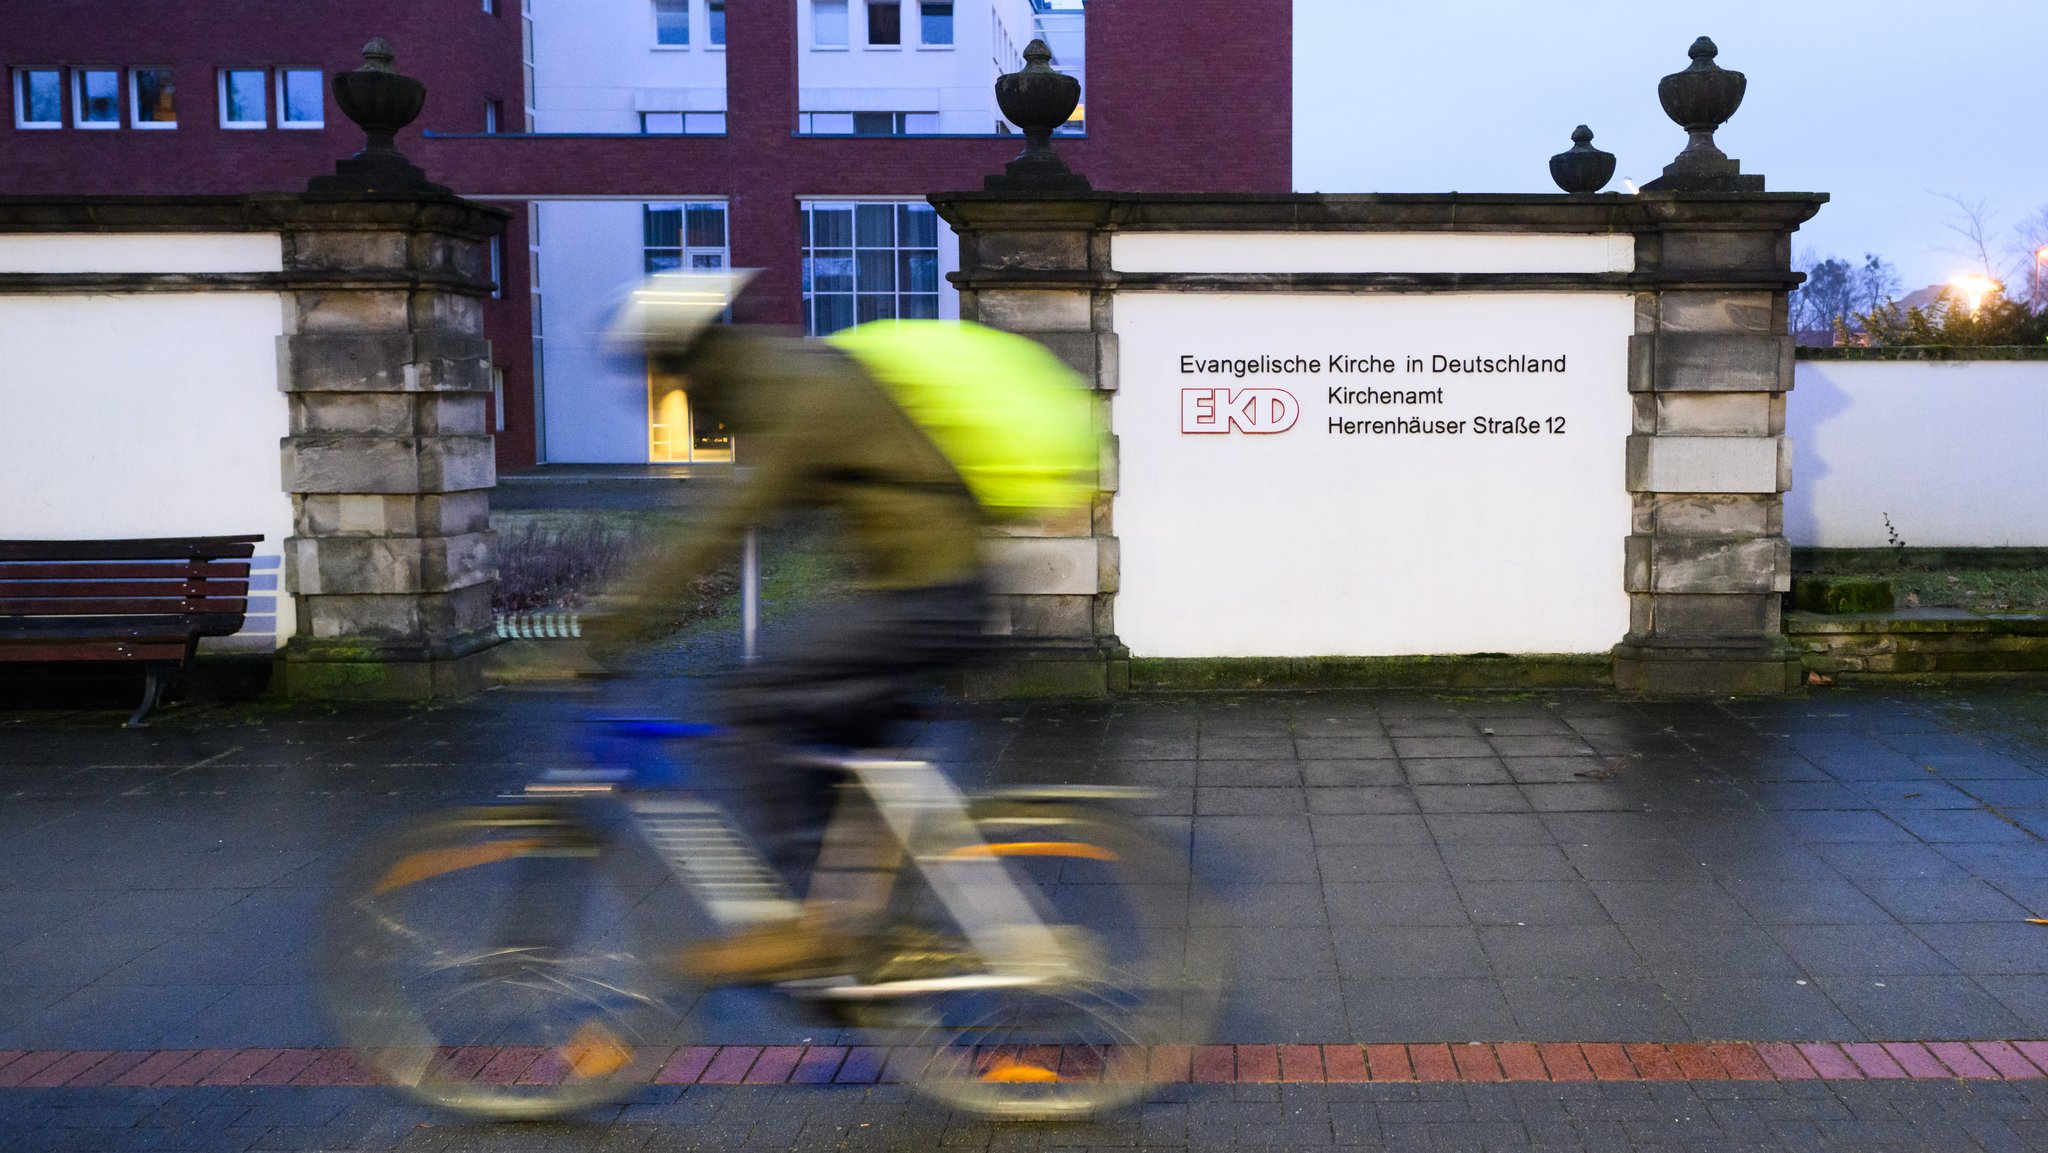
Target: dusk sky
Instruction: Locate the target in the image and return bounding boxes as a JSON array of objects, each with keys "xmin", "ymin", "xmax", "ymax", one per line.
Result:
[{"xmin": 1293, "ymin": 1, "xmax": 2048, "ymax": 294}]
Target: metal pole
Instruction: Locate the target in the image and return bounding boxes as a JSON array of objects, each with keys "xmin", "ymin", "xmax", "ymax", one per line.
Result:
[{"xmin": 741, "ymin": 525, "xmax": 759, "ymax": 662}]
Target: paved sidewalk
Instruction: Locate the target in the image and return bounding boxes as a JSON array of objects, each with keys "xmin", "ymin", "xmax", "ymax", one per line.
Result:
[{"xmin": 4, "ymin": 683, "xmax": 2048, "ymax": 1150}]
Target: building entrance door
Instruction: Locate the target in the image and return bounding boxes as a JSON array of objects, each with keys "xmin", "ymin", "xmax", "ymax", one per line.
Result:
[{"xmin": 648, "ymin": 370, "xmax": 734, "ymax": 463}]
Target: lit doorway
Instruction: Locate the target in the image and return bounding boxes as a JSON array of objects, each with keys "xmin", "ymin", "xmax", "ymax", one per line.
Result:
[{"xmin": 648, "ymin": 370, "xmax": 733, "ymax": 463}]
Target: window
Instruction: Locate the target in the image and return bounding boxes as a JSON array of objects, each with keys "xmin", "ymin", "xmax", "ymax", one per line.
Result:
[
  {"xmin": 493, "ymin": 369, "xmax": 507, "ymax": 432},
  {"xmin": 801, "ymin": 201, "xmax": 940, "ymax": 336},
  {"xmin": 800, "ymin": 111, "xmax": 935, "ymax": 135},
  {"xmin": 654, "ymin": 0, "xmax": 690, "ymax": 45},
  {"xmin": 919, "ymin": 1, "xmax": 953, "ymax": 45},
  {"xmin": 14, "ymin": 69, "xmax": 62, "ymax": 128},
  {"xmin": 74, "ymin": 69, "xmax": 120, "ymax": 127},
  {"xmin": 867, "ymin": 0, "xmax": 901, "ymax": 45},
  {"xmin": 484, "ymin": 98, "xmax": 502, "ymax": 132},
  {"xmin": 643, "ymin": 202, "xmax": 729, "ymax": 274},
  {"xmin": 279, "ymin": 69, "xmax": 323, "ymax": 127},
  {"xmin": 483, "ymin": 0, "xmax": 495, "ymax": 11},
  {"xmin": 708, "ymin": 0, "xmax": 725, "ymax": 45},
  {"xmin": 852, "ymin": 111, "xmax": 901, "ymax": 136},
  {"xmin": 641, "ymin": 111, "xmax": 726, "ymax": 134},
  {"xmin": 219, "ymin": 69, "xmax": 266, "ymax": 127},
  {"xmin": 130, "ymin": 68, "xmax": 175, "ymax": 127},
  {"xmin": 489, "ymin": 235, "xmax": 504, "ymax": 297},
  {"xmin": 813, "ymin": 0, "xmax": 848, "ymax": 46}
]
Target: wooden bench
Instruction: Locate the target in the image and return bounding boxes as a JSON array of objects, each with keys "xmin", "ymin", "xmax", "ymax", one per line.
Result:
[{"xmin": 0, "ymin": 535, "xmax": 263, "ymax": 727}]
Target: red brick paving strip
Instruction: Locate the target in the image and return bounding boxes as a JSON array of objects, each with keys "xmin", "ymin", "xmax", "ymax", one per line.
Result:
[
  {"xmin": 1409, "ymin": 1044, "xmax": 1457, "ymax": 1082},
  {"xmin": 1970, "ymin": 1041, "xmax": 2045, "ymax": 1078},
  {"xmin": 1235, "ymin": 1044, "xmax": 1280, "ymax": 1083},
  {"xmin": 1925, "ymin": 1041, "xmax": 1998, "ymax": 1078},
  {"xmin": 1754, "ymin": 1043, "xmax": 1819, "ymax": 1080},
  {"xmin": 1840, "ymin": 1043, "xmax": 1909, "ymax": 1079},
  {"xmin": 1624, "ymin": 1044, "xmax": 1684, "ymax": 1080},
  {"xmin": 19, "ymin": 1051, "xmax": 111, "ymax": 1089},
  {"xmin": 1494, "ymin": 1042, "xmax": 1547, "ymax": 1082},
  {"xmin": 1450, "ymin": 1044, "xmax": 1501, "ymax": 1082},
  {"xmin": 743, "ymin": 1046, "xmax": 805, "ymax": 1084},
  {"xmin": 1363, "ymin": 1044, "xmax": 1412, "ymax": 1081},
  {"xmin": 22, "ymin": 1041, "xmax": 2048, "ymax": 1088},
  {"xmin": 1277, "ymin": 1044, "xmax": 1323, "ymax": 1082},
  {"xmin": 1537, "ymin": 1043, "xmax": 1594, "ymax": 1082},
  {"xmin": 789, "ymin": 1046, "xmax": 846, "ymax": 1084},
  {"xmin": 1322, "ymin": 1045, "xmax": 1370, "ymax": 1082},
  {"xmin": 1581, "ymin": 1044, "xmax": 1636, "ymax": 1081}
]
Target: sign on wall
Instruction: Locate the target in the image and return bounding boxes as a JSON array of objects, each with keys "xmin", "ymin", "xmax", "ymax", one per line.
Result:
[{"xmin": 1113, "ymin": 291, "xmax": 1635, "ymax": 657}]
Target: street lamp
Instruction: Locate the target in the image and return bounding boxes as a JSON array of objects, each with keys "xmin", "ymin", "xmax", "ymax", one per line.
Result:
[{"xmin": 1949, "ymin": 273, "xmax": 2001, "ymax": 314}]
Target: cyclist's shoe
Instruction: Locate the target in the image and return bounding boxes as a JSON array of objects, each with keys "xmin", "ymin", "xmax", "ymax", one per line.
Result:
[
  {"xmin": 680, "ymin": 915, "xmax": 858, "ymax": 984},
  {"xmin": 856, "ymin": 925, "xmax": 980, "ymax": 984}
]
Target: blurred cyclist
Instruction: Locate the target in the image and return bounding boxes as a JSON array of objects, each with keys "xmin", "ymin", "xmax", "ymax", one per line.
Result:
[{"xmin": 586, "ymin": 271, "xmax": 1097, "ymax": 981}]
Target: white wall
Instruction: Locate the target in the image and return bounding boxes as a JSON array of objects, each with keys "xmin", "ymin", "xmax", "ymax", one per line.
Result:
[
  {"xmin": 537, "ymin": 200, "xmax": 654, "ymax": 463},
  {"xmin": 0, "ymin": 279, "xmax": 294, "ymax": 649},
  {"xmin": 530, "ymin": 0, "xmax": 727, "ymax": 132},
  {"xmin": 1788, "ymin": 358, "xmax": 2048, "ymax": 548}
]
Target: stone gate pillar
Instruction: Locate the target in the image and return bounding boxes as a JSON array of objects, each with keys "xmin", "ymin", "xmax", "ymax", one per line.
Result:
[
  {"xmin": 276, "ymin": 40, "xmax": 510, "ymax": 698},
  {"xmin": 1611, "ymin": 197, "xmax": 1818, "ymax": 694}
]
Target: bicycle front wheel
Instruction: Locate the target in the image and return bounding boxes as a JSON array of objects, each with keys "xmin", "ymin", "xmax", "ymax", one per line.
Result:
[
  {"xmin": 315, "ymin": 803, "xmax": 688, "ymax": 1119},
  {"xmin": 870, "ymin": 799, "xmax": 1225, "ymax": 1120}
]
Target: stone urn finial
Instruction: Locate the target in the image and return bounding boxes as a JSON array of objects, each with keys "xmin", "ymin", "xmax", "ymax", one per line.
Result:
[
  {"xmin": 1548, "ymin": 125, "xmax": 1615, "ymax": 193},
  {"xmin": 308, "ymin": 38, "xmax": 449, "ymax": 196},
  {"xmin": 985, "ymin": 39, "xmax": 1091, "ymax": 192},
  {"xmin": 1642, "ymin": 35, "xmax": 1763, "ymax": 191}
]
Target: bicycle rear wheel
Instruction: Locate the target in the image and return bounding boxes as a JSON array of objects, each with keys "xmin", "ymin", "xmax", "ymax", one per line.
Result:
[
  {"xmin": 315, "ymin": 803, "xmax": 690, "ymax": 1119},
  {"xmin": 867, "ymin": 799, "xmax": 1225, "ymax": 1120}
]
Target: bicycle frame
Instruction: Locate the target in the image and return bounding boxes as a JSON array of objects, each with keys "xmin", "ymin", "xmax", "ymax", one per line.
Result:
[{"xmin": 530, "ymin": 717, "xmax": 1086, "ymax": 994}]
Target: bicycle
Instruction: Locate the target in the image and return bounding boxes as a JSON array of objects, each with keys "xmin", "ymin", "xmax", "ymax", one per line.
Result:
[{"xmin": 315, "ymin": 708, "xmax": 1224, "ymax": 1121}]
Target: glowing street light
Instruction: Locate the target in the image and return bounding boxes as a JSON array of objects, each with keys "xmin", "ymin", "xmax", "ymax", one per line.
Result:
[
  {"xmin": 1949, "ymin": 273, "xmax": 2001, "ymax": 314},
  {"xmin": 2034, "ymin": 246, "xmax": 2048, "ymax": 304}
]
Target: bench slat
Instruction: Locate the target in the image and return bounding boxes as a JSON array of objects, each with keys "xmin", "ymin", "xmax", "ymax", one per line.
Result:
[
  {"xmin": 0, "ymin": 641, "xmax": 192, "ymax": 663},
  {"xmin": 0, "ymin": 535, "xmax": 261, "ymax": 562},
  {"xmin": 0, "ymin": 563, "xmax": 251, "ymax": 581},
  {"xmin": 0, "ymin": 615, "xmax": 240, "ymax": 638},
  {"xmin": 0, "ymin": 580, "xmax": 250, "ymax": 599},
  {"xmin": 0, "ymin": 598, "xmax": 249, "ymax": 616}
]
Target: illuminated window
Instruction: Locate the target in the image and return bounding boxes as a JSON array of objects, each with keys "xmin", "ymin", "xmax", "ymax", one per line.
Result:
[{"xmin": 131, "ymin": 69, "xmax": 175, "ymax": 127}]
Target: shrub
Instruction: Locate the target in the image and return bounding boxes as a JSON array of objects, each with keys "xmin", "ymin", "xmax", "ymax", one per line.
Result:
[
  {"xmin": 494, "ymin": 519, "xmax": 638, "ymax": 612},
  {"xmin": 1854, "ymin": 291, "xmax": 2048, "ymax": 347}
]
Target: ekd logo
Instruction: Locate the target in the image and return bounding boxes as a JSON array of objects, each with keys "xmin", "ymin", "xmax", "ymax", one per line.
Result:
[{"xmin": 1180, "ymin": 387, "xmax": 1300, "ymax": 434}]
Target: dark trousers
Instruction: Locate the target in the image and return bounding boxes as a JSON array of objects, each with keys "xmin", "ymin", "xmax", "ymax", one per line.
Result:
[{"xmin": 714, "ymin": 580, "xmax": 987, "ymax": 886}]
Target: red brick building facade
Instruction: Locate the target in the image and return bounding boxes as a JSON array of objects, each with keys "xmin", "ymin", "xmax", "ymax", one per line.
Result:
[{"xmin": 1, "ymin": 0, "xmax": 1290, "ymax": 468}]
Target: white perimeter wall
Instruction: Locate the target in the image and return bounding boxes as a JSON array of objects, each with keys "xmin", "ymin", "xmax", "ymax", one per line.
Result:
[
  {"xmin": 537, "ymin": 200, "xmax": 653, "ymax": 463},
  {"xmin": 1788, "ymin": 358, "xmax": 2048, "ymax": 548},
  {"xmin": 1114, "ymin": 290, "xmax": 1635, "ymax": 658},
  {"xmin": 0, "ymin": 256, "xmax": 294, "ymax": 647}
]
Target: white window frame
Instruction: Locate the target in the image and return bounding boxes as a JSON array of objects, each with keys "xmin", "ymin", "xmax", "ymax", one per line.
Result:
[
  {"xmin": 13, "ymin": 68, "xmax": 63, "ymax": 129},
  {"xmin": 799, "ymin": 199, "xmax": 946, "ymax": 336},
  {"xmin": 277, "ymin": 69, "xmax": 324, "ymax": 129},
  {"xmin": 128, "ymin": 67, "xmax": 176, "ymax": 129},
  {"xmin": 72, "ymin": 67, "xmax": 122, "ymax": 129},
  {"xmin": 917, "ymin": 0, "xmax": 954, "ymax": 48},
  {"xmin": 864, "ymin": 0, "xmax": 904, "ymax": 48},
  {"xmin": 652, "ymin": 0, "xmax": 691, "ymax": 48},
  {"xmin": 811, "ymin": 0, "xmax": 850, "ymax": 48},
  {"xmin": 218, "ymin": 68, "xmax": 268, "ymax": 129}
]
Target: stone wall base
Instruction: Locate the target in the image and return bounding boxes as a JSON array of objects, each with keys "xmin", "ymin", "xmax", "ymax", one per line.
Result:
[
  {"xmin": 1611, "ymin": 638, "xmax": 1804, "ymax": 695},
  {"xmin": 1130, "ymin": 655, "xmax": 1612, "ymax": 693},
  {"xmin": 278, "ymin": 636, "xmax": 498, "ymax": 700},
  {"xmin": 1788, "ymin": 612, "xmax": 2048, "ymax": 680},
  {"xmin": 959, "ymin": 639, "xmax": 1129, "ymax": 699}
]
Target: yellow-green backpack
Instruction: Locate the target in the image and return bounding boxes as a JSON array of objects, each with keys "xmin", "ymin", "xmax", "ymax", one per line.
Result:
[{"xmin": 828, "ymin": 320, "xmax": 1101, "ymax": 520}]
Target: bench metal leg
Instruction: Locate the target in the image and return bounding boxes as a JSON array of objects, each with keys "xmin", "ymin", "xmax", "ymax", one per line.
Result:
[{"xmin": 126, "ymin": 665, "xmax": 168, "ymax": 729}]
